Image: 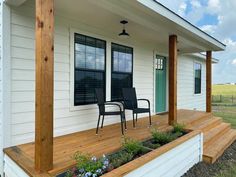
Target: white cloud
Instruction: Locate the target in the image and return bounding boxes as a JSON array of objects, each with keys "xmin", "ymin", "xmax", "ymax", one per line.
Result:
[
  {"xmin": 200, "ymin": 24, "xmax": 217, "ymax": 34},
  {"xmin": 207, "ymin": 0, "xmax": 221, "ymax": 14},
  {"xmin": 191, "ymin": 0, "xmax": 201, "ymax": 8},
  {"xmin": 157, "ymin": 0, "xmax": 236, "ymax": 83},
  {"xmin": 178, "ymin": 2, "xmax": 187, "ymax": 16},
  {"xmin": 232, "ymin": 59, "xmax": 236, "ymax": 65}
]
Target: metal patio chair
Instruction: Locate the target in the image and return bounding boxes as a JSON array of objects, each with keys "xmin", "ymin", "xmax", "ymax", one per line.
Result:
[
  {"xmin": 122, "ymin": 87, "xmax": 151, "ymax": 128},
  {"xmin": 95, "ymin": 88, "xmax": 126, "ymax": 135}
]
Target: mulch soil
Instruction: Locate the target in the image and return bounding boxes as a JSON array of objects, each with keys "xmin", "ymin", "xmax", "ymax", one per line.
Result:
[{"xmin": 182, "ymin": 141, "xmax": 236, "ymax": 177}]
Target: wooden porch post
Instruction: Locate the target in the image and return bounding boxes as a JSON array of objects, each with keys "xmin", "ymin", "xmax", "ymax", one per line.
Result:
[
  {"xmin": 206, "ymin": 51, "xmax": 212, "ymax": 112},
  {"xmin": 35, "ymin": 0, "xmax": 54, "ymax": 172},
  {"xmin": 168, "ymin": 35, "xmax": 178, "ymax": 125}
]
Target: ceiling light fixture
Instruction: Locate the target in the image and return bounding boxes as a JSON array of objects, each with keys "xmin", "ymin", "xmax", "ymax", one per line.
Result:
[{"xmin": 119, "ymin": 20, "xmax": 130, "ymax": 38}]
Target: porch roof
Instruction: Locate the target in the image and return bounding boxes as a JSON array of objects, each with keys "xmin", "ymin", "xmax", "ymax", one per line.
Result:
[{"xmin": 5, "ymin": 0, "xmax": 226, "ymax": 53}]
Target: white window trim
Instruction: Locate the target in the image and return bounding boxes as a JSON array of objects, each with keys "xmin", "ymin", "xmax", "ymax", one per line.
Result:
[
  {"xmin": 193, "ymin": 61, "xmax": 202, "ymax": 96},
  {"xmin": 69, "ymin": 28, "xmax": 109, "ymax": 111}
]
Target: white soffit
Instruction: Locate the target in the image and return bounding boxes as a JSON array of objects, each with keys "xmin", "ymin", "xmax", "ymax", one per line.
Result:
[
  {"xmin": 137, "ymin": 0, "xmax": 226, "ymax": 51},
  {"xmin": 184, "ymin": 53, "xmax": 219, "ymax": 63}
]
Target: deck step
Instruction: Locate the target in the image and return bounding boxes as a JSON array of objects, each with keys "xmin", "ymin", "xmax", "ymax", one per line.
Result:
[
  {"xmin": 188, "ymin": 117, "xmax": 222, "ymax": 132},
  {"xmin": 185, "ymin": 112, "xmax": 213, "ymax": 126},
  {"xmin": 204, "ymin": 122, "xmax": 231, "ymax": 148},
  {"xmin": 203, "ymin": 129, "xmax": 236, "ymax": 163}
]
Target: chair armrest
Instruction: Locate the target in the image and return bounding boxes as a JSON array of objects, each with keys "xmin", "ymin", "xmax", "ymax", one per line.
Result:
[
  {"xmin": 137, "ymin": 99, "xmax": 150, "ymax": 108},
  {"xmin": 104, "ymin": 102, "xmax": 122, "ymax": 112}
]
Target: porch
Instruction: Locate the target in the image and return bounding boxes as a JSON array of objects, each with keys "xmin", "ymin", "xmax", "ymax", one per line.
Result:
[{"xmin": 4, "ymin": 109, "xmax": 212, "ymax": 177}]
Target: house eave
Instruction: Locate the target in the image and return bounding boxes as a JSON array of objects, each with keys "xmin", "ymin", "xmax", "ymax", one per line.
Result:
[
  {"xmin": 184, "ymin": 53, "xmax": 219, "ymax": 63},
  {"xmin": 137, "ymin": 0, "xmax": 226, "ymax": 51},
  {"xmin": 3, "ymin": 0, "xmax": 27, "ymax": 6}
]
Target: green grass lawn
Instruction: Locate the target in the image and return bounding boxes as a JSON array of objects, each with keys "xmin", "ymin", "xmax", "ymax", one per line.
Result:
[
  {"xmin": 212, "ymin": 84, "xmax": 236, "ymax": 128},
  {"xmin": 214, "ymin": 111, "xmax": 236, "ymax": 128},
  {"xmin": 213, "ymin": 85, "xmax": 236, "ymax": 95},
  {"xmin": 214, "ymin": 163, "xmax": 236, "ymax": 177}
]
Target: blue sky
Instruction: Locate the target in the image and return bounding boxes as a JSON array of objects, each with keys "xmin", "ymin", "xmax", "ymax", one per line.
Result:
[{"xmin": 157, "ymin": 0, "xmax": 236, "ymax": 84}]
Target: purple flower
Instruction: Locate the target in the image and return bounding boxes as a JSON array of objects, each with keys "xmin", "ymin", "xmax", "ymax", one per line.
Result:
[
  {"xmin": 79, "ymin": 168, "xmax": 84, "ymax": 173},
  {"xmin": 103, "ymin": 160, "xmax": 109, "ymax": 166},
  {"xmin": 85, "ymin": 172, "xmax": 92, "ymax": 177},
  {"xmin": 96, "ymin": 169, "xmax": 102, "ymax": 174}
]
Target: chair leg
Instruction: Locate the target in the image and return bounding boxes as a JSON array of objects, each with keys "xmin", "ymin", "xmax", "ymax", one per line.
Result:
[
  {"xmin": 101, "ymin": 115, "xmax": 105, "ymax": 129},
  {"xmin": 123, "ymin": 112, "xmax": 127, "ymax": 130},
  {"xmin": 120, "ymin": 115, "xmax": 124, "ymax": 135},
  {"xmin": 132, "ymin": 112, "xmax": 135, "ymax": 128},
  {"xmin": 124, "ymin": 117, "xmax": 127, "ymax": 130},
  {"xmin": 136, "ymin": 113, "xmax": 138, "ymax": 122},
  {"xmin": 149, "ymin": 111, "xmax": 152, "ymax": 126},
  {"xmin": 96, "ymin": 115, "xmax": 101, "ymax": 135}
]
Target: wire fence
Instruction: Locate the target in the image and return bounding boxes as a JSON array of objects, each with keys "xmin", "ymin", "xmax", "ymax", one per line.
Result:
[{"xmin": 212, "ymin": 95, "xmax": 236, "ymax": 104}]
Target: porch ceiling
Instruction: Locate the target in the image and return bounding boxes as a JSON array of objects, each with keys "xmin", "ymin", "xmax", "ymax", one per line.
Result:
[{"xmin": 53, "ymin": 0, "xmax": 225, "ymax": 54}]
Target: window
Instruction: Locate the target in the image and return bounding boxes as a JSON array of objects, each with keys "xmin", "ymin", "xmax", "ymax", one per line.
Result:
[
  {"xmin": 194, "ymin": 63, "xmax": 201, "ymax": 94},
  {"xmin": 111, "ymin": 43, "xmax": 133, "ymax": 101},
  {"xmin": 156, "ymin": 56, "xmax": 164, "ymax": 70},
  {"xmin": 74, "ymin": 33, "xmax": 106, "ymax": 105}
]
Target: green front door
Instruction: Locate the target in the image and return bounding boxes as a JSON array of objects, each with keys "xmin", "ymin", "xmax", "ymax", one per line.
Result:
[{"xmin": 155, "ymin": 55, "xmax": 167, "ymax": 113}]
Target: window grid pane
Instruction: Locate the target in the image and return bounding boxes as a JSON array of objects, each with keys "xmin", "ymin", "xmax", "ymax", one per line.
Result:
[
  {"xmin": 74, "ymin": 33, "xmax": 106, "ymax": 105},
  {"xmin": 111, "ymin": 43, "xmax": 133, "ymax": 101},
  {"xmin": 194, "ymin": 63, "xmax": 201, "ymax": 94}
]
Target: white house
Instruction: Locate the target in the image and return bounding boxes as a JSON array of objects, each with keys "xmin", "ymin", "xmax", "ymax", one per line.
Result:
[{"xmin": 0, "ymin": 0, "xmax": 232, "ymax": 177}]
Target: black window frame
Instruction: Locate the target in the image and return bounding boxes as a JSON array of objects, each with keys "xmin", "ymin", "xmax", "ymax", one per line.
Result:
[
  {"xmin": 111, "ymin": 43, "xmax": 133, "ymax": 101},
  {"xmin": 74, "ymin": 33, "xmax": 106, "ymax": 106},
  {"xmin": 194, "ymin": 62, "xmax": 202, "ymax": 94}
]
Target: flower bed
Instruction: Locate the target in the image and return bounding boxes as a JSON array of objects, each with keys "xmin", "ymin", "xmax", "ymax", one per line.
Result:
[{"xmin": 57, "ymin": 124, "xmax": 201, "ymax": 177}]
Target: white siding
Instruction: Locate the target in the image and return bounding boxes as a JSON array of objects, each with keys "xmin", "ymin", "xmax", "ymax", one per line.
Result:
[
  {"xmin": 125, "ymin": 132, "xmax": 203, "ymax": 177},
  {"xmin": 7, "ymin": 1, "xmax": 207, "ymax": 146},
  {"xmin": 0, "ymin": 0, "xmax": 2, "ymax": 175},
  {"xmin": 178, "ymin": 55, "xmax": 206, "ymax": 111},
  {"xmin": 9, "ymin": 2, "xmax": 154, "ymax": 145}
]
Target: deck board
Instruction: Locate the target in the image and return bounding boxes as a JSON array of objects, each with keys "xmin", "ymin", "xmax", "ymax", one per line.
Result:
[{"xmin": 4, "ymin": 109, "xmax": 209, "ymax": 177}]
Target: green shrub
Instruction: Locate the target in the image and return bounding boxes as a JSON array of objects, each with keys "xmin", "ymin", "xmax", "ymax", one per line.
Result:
[
  {"xmin": 151, "ymin": 129, "xmax": 172, "ymax": 144},
  {"xmin": 173, "ymin": 123, "xmax": 185, "ymax": 133},
  {"xmin": 108, "ymin": 150, "xmax": 133, "ymax": 169},
  {"xmin": 122, "ymin": 137, "xmax": 144, "ymax": 156},
  {"xmin": 66, "ymin": 152, "xmax": 110, "ymax": 177},
  {"xmin": 143, "ymin": 141, "xmax": 161, "ymax": 149}
]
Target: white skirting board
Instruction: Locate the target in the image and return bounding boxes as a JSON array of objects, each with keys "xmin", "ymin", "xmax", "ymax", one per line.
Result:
[
  {"xmin": 3, "ymin": 133, "xmax": 203, "ymax": 177},
  {"xmin": 4, "ymin": 155, "xmax": 29, "ymax": 177},
  {"xmin": 125, "ymin": 133, "xmax": 203, "ymax": 177}
]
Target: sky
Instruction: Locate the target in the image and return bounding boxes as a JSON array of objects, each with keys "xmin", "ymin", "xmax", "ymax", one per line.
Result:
[{"xmin": 157, "ymin": 0, "xmax": 236, "ymax": 84}]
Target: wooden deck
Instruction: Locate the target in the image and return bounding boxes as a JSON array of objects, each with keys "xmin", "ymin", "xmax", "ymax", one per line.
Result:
[{"xmin": 5, "ymin": 109, "xmax": 230, "ymax": 177}]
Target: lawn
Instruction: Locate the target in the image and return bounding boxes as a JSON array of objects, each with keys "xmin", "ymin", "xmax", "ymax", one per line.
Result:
[
  {"xmin": 213, "ymin": 105, "xmax": 236, "ymax": 128},
  {"xmin": 213, "ymin": 85, "xmax": 236, "ymax": 95},
  {"xmin": 212, "ymin": 84, "xmax": 236, "ymax": 128},
  {"xmin": 212, "ymin": 84, "xmax": 236, "ymax": 177},
  {"xmin": 215, "ymin": 164, "xmax": 236, "ymax": 177}
]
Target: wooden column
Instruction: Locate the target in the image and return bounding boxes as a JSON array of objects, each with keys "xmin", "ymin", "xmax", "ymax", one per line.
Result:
[
  {"xmin": 35, "ymin": 0, "xmax": 54, "ymax": 172},
  {"xmin": 206, "ymin": 51, "xmax": 212, "ymax": 112},
  {"xmin": 168, "ymin": 35, "xmax": 178, "ymax": 125}
]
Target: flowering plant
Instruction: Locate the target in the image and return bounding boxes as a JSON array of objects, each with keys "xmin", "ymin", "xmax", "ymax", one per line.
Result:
[{"xmin": 66, "ymin": 152, "xmax": 110, "ymax": 177}]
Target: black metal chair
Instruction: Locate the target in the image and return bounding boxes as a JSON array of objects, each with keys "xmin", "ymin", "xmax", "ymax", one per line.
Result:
[
  {"xmin": 95, "ymin": 88, "xmax": 126, "ymax": 135},
  {"xmin": 122, "ymin": 88, "xmax": 151, "ymax": 128}
]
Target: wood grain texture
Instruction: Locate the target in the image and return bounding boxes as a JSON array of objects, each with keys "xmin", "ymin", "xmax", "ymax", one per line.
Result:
[
  {"xmin": 206, "ymin": 51, "xmax": 212, "ymax": 112},
  {"xmin": 4, "ymin": 110, "xmax": 210, "ymax": 176},
  {"xmin": 35, "ymin": 0, "xmax": 54, "ymax": 172},
  {"xmin": 168, "ymin": 35, "xmax": 178, "ymax": 125}
]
